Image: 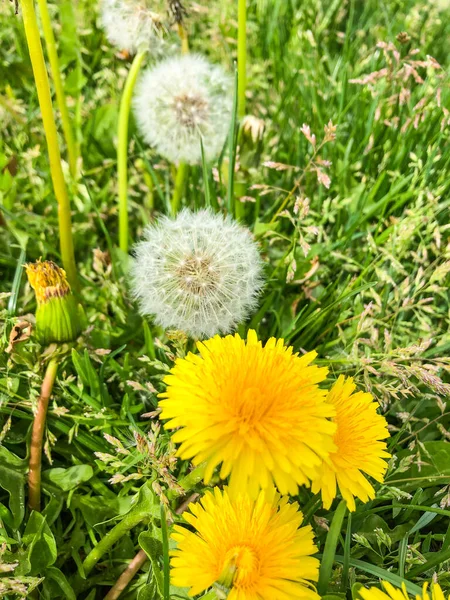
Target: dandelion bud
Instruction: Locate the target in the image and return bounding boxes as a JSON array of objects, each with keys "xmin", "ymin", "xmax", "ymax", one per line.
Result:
[
  {"xmin": 133, "ymin": 55, "xmax": 232, "ymax": 164},
  {"xmin": 130, "ymin": 209, "xmax": 263, "ymax": 338},
  {"xmin": 26, "ymin": 261, "xmax": 82, "ymax": 345},
  {"xmin": 100, "ymin": 0, "xmax": 167, "ymax": 54}
]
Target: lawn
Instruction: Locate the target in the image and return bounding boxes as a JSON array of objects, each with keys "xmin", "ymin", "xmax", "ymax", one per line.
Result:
[{"xmin": 1, "ymin": 0, "xmax": 450, "ymax": 598}]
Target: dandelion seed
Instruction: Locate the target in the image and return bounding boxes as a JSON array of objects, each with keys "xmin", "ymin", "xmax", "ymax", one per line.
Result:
[
  {"xmin": 131, "ymin": 209, "xmax": 263, "ymax": 338},
  {"xmin": 171, "ymin": 487, "xmax": 320, "ymax": 600},
  {"xmin": 159, "ymin": 330, "xmax": 336, "ymax": 497},
  {"xmin": 133, "ymin": 55, "xmax": 232, "ymax": 164},
  {"xmin": 100, "ymin": 0, "xmax": 167, "ymax": 54},
  {"xmin": 311, "ymin": 376, "xmax": 390, "ymax": 511},
  {"xmin": 360, "ymin": 581, "xmax": 447, "ymax": 600}
]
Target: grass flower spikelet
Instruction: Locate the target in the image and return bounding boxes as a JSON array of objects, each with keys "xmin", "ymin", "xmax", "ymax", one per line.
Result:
[
  {"xmin": 133, "ymin": 54, "xmax": 232, "ymax": 164},
  {"xmin": 131, "ymin": 209, "xmax": 263, "ymax": 338},
  {"xmin": 171, "ymin": 487, "xmax": 320, "ymax": 600},
  {"xmin": 100, "ymin": 0, "xmax": 166, "ymax": 54},
  {"xmin": 159, "ymin": 330, "xmax": 336, "ymax": 497},
  {"xmin": 312, "ymin": 375, "xmax": 391, "ymax": 511}
]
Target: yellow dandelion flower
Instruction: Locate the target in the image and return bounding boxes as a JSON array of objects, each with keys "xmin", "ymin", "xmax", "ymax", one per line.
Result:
[
  {"xmin": 360, "ymin": 581, "xmax": 447, "ymax": 600},
  {"xmin": 159, "ymin": 330, "xmax": 336, "ymax": 497},
  {"xmin": 311, "ymin": 375, "xmax": 390, "ymax": 511},
  {"xmin": 171, "ymin": 487, "xmax": 320, "ymax": 600}
]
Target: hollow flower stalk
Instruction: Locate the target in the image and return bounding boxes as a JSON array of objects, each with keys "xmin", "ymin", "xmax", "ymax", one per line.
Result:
[{"xmin": 131, "ymin": 209, "xmax": 263, "ymax": 338}]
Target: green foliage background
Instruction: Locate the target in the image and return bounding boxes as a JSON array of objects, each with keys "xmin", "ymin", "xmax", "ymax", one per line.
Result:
[{"xmin": 0, "ymin": 0, "xmax": 450, "ymax": 598}]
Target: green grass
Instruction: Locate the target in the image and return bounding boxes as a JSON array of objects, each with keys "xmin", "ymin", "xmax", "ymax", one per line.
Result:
[{"xmin": 1, "ymin": 0, "xmax": 450, "ymax": 598}]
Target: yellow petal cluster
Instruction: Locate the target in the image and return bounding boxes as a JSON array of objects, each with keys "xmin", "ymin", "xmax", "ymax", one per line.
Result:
[
  {"xmin": 311, "ymin": 375, "xmax": 390, "ymax": 511},
  {"xmin": 159, "ymin": 330, "xmax": 336, "ymax": 497},
  {"xmin": 171, "ymin": 487, "xmax": 320, "ymax": 600},
  {"xmin": 360, "ymin": 581, "xmax": 447, "ymax": 600}
]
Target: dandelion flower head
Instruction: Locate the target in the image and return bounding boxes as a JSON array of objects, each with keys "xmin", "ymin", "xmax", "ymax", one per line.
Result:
[
  {"xmin": 312, "ymin": 375, "xmax": 390, "ymax": 511},
  {"xmin": 133, "ymin": 54, "xmax": 232, "ymax": 164},
  {"xmin": 131, "ymin": 209, "xmax": 263, "ymax": 338},
  {"xmin": 159, "ymin": 330, "xmax": 336, "ymax": 497},
  {"xmin": 171, "ymin": 487, "xmax": 320, "ymax": 600},
  {"xmin": 100, "ymin": 0, "xmax": 167, "ymax": 54},
  {"xmin": 360, "ymin": 581, "xmax": 447, "ymax": 600}
]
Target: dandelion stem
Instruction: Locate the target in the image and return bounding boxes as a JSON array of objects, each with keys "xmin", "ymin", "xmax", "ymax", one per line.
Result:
[
  {"xmin": 82, "ymin": 509, "xmax": 149, "ymax": 576},
  {"xmin": 104, "ymin": 550, "xmax": 148, "ymax": 600},
  {"xmin": 19, "ymin": 0, "xmax": 79, "ymax": 290},
  {"xmin": 28, "ymin": 358, "xmax": 58, "ymax": 512},
  {"xmin": 237, "ymin": 0, "xmax": 247, "ymax": 118},
  {"xmin": 118, "ymin": 50, "xmax": 146, "ymax": 253},
  {"xmin": 37, "ymin": 0, "xmax": 78, "ymax": 179},
  {"xmin": 171, "ymin": 161, "xmax": 188, "ymax": 216},
  {"xmin": 177, "ymin": 22, "xmax": 189, "ymax": 54},
  {"xmin": 318, "ymin": 499, "xmax": 347, "ymax": 595}
]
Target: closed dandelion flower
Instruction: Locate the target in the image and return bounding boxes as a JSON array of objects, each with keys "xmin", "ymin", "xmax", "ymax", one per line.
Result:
[
  {"xmin": 131, "ymin": 209, "xmax": 263, "ymax": 338},
  {"xmin": 26, "ymin": 260, "xmax": 83, "ymax": 344},
  {"xmin": 360, "ymin": 581, "xmax": 447, "ymax": 600},
  {"xmin": 311, "ymin": 375, "xmax": 390, "ymax": 511},
  {"xmin": 133, "ymin": 54, "xmax": 232, "ymax": 164},
  {"xmin": 171, "ymin": 487, "xmax": 320, "ymax": 600},
  {"xmin": 100, "ymin": 0, "xmax": 167, "ymax": 54},
  {"xmin": 159, "ymin": 330, "xmax": 336, "ymax": 497}
]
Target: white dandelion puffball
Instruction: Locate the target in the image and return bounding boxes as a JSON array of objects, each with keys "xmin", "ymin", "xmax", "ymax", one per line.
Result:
[
  {"xmin": 100, "ymin": 0, "xmax": 167, "ymax": 54},
  {"xmin": 133, "ymin": 55, "xmax": 232, "ymax": 164},
  {"xmin": 131, "ymin": 209, "xmax": 264, "ymax": 338}
]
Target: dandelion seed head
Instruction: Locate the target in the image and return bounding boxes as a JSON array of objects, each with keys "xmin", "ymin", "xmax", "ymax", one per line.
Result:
[
  {"xmin": 130, "ymin": 209, "xmax": 263, "ymax": 338},
  {"xmin": 133, "ymin": 55, "xmax": 232, "ymax": 164},
  {"xmin": 100, "ymin": 0, "xmax": 167, "ymax": 54}
]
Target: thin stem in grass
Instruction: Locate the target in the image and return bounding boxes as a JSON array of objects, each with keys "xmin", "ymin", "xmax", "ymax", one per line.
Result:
[
  {"xmin": 37, "ymin": 0, "xmax": 78, "ymax": 179},
  {"xmin": 28, "ymin": 358, "xmax": 58, "ymax": 512},
  {"xmin": 237, "ymin": 0, "xmax": 247, "ymax": 118},
  {"xmin": 171, "ymin": 161, "xmax": 188, "ymax": 216},
  {"xmin": 82, "ymin": 509, "xmax": 150, "ymax": 576},
  {"xmin": 177, "ymin": 22, "xmax": 189, "ymax": 55},
  {"xmin": 104, "ymin": 549, "xmax": 147, "ymax": 600},
  {"xmin": 19, "ymin": 0, "xmax": 79, "ymax": 290},
  {"xmin": 160, "ymin": 504, "xmax": 170, "ymax": 600},
  {"xmin": 227, "ymin": 67, "xmax": 239, "ymax": 216},
  {"xmin": 118, "ymin": 50, "xmax": 146, "ymax": 253},
  {"xmin": 317, "ymin": 499, "xmax": 347, "ymax": 595}
]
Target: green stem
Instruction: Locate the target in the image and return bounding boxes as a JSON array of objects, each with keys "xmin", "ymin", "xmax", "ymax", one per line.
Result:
[
  {"xmin": 20, "ymin": 0, "xmax": 79, "ymax": 290},
  {"xmin": 82, "ymin": 509, "xmax": 149, "ymax": 576},
  {"xmin": 37, "ymin": 0, "xmax": 78, "ymax": 179},
  {"xmin": 171, "ymin": 162, "xmax": 188, "ymax": 216},
  {"xmin": 118, "ymin": 50, "xmax": 146, "ymax": 253},
  {"xmin": 237, "ymin": 0, "xmax": 247, "ymax": 118},
  {"xmin": 28, "ymin": 358, "xmax": 59, "ymax": 512},
  {"xmin": 318, "ymin": 500, "xmax": 347, "ymax": 595},
  {"xmin": 160, "ymin": 505, "xmax": 170, "ymax": 600}
]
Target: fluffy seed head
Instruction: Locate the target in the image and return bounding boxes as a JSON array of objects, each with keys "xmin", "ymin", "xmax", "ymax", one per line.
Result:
[
  {"xmin": 133, "ymin": 54, "xmax": 232, "ymax": 164},
  {"xmin": 131, "ymin": 210, "xmax": 263, "ymax": 338},
  {"xmin": 311, "ymin": 375, "xmax": 391, "ymax": 511},
  {"xmin": 171, "ymin": 487, "xmax": 320, "ymax": 600},
  {"xmin": 159, "ymin": 330, "xmax": 337, "ymax": 497},
  {"xmin": 100, "ymin": 0, "xmax": 167, "ymax": 54}
]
